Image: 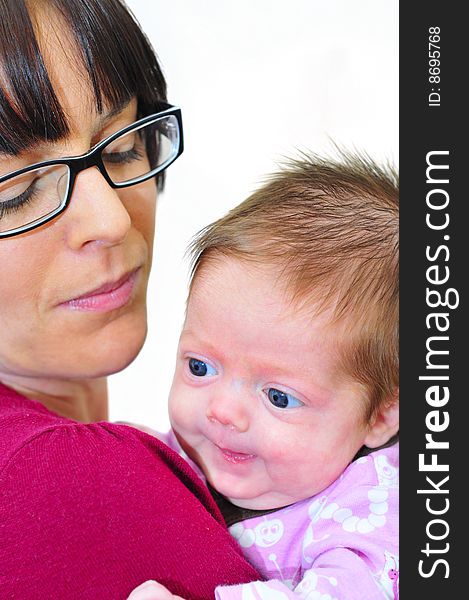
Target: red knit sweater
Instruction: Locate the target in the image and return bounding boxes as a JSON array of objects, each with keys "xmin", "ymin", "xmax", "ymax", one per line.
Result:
[{"xmin": 0, "ymin": 382, "xmax": 259, "ymax": 599}]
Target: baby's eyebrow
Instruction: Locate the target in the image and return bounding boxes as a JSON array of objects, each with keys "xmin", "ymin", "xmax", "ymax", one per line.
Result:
[
  {"xmin": 179, "ymin": 330, "xmax": 220, "ymax": 354},
  {"xmin": 179, "ymin": 330, "xmax": 207, "ymax": 348}
]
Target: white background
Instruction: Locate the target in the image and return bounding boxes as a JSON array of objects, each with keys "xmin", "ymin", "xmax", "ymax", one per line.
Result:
[{"xmin": 109, "ymin": 0, "xmax": 399, "ymax": 430}]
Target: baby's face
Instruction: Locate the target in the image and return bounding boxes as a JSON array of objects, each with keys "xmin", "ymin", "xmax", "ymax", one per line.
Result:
[{"xmin": 169, "ymin": 258, "xmax": 374, "ymax": 510}]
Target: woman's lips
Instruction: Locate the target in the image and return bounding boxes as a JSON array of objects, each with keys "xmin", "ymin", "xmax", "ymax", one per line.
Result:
[
  {"xmin": 216, "ymin": 445, "xmax": 256, "ymax": 464},
  {"xmin": 61, "ymin": 268, "xmax": 140, "ymax": 312}
]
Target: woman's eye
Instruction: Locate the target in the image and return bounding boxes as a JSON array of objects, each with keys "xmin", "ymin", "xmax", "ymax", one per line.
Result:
[
  {"xmin": 0, "ymin": 182, "xmax": 37, "ymax": 217},
  {"xmin": 188, "ymin": 357, "xmax": 218, "ymax": 377},
  {"xmin": 103, "ymin": 146, "xmax": 144, "ymax": 164},
  {"xmin": 266, "ymin": 387, "xmax": 304, "ymax": 409}
]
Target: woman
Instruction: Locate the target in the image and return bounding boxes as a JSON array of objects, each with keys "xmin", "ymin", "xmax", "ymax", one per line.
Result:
[{"xmin": 0, "ymin": 0, "xmax": 259, "ymax": 597}]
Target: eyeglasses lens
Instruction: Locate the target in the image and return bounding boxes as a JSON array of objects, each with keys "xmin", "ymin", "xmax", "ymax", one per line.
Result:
[
  {"xmin": 103, "ymin": 114, "xmax": 180, "ymax": 185},
  {"xmin": 0, "ymin": 164, "xmax": 70, "ymax": 234}
]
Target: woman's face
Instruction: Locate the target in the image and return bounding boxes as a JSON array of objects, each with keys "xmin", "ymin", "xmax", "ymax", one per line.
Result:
[{"xmin": 0, "ymin": 28, "xmax": 157, "ymax": 381}]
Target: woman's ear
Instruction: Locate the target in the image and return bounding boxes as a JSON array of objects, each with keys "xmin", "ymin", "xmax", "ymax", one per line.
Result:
[{"xmin": 364, "ymin": 388, "xmax": 399, "ymax": 449}]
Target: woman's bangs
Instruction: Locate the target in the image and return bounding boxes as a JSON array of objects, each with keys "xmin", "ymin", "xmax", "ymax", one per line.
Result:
[
  {"xmin": 0, "ymin": 0, "xmax": 167, "ymax": 155},
  {"xmin": 0, "ymin": 0, "xmax": 69, "ymax": 154},
  {"xmin": 59, "ymin": 0, "xmax": 167, "ymax": 117}
]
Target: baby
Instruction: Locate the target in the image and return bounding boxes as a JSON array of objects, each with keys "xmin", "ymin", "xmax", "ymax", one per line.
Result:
[{"xmin": 130, "ymin": 151, "xmax": 399, "ymax": 600}]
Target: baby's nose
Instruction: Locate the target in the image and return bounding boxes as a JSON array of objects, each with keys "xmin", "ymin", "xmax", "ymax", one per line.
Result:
[{"xmin": 206, "ymin": 387, "xmax": 250, "ymax": 433}]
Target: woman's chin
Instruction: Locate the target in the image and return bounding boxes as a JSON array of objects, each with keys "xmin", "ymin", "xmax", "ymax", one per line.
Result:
[
  {"xmin": 2, "ymin": 293, "xmax": 149, "ymax": 381},
  {"xmin": 34, "ymin": 310, "xmax": 148, "ymax": 380},
  {"xmin": 75, "ymin": 315, "xmax": 148, "ymax": 378}
]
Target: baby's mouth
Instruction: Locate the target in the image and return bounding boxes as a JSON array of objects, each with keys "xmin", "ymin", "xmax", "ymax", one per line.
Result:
[{"xmin": 215, "ymin": 445, "xmax": 256, "ymax": 464}]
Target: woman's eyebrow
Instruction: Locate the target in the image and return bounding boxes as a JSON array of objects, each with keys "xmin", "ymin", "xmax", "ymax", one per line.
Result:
[
  {"xmin": 98, "ymin": 98, "xmax": 134, "ymax": 126},
  {"xmin": 88, "ymin": 98, "xmax": 134, "ymax": 140}
]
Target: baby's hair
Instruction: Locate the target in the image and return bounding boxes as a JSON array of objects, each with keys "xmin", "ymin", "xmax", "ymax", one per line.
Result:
[{"xmin": 188, "ymin": 150, "xmax": 398, "ymax": 423}]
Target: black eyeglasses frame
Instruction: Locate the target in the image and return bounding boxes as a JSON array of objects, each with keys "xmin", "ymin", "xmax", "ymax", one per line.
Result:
[{"xmin": 0, "ymin": 102, "xmax": 183, "ymax": 239}]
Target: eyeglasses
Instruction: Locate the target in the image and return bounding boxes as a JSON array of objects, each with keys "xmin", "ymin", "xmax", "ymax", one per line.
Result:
[{"xmin": 0, "ymin": 102, "xmax": 183, "ymax": 238}]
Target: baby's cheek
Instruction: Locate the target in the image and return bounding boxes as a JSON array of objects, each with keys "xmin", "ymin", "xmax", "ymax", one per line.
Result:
[
  {"xmin": 169, "ymin": 388, "xmax": 198, "ymax": 431},
  {"xmin": 260, "ymin": 434, "xmax": 291, "ymax": 463},
  {"xmin": 168, "ymin": 386, "xmax": 187, "ymax": 427},
  {"xmin": 262, "ymin": 434, "xmax": 311, "ymax": 476}
]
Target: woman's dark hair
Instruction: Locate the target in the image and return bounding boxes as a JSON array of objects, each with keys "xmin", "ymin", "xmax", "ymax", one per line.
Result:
[{"xmin": 0, "ymin": 0, "xmax": 167, "ymax": 185}]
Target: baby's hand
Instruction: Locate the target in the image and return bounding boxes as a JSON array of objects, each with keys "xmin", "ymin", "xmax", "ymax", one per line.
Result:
[{"xmin": 127, "ymin": 580, "xmax": 185, "ymax": 600}]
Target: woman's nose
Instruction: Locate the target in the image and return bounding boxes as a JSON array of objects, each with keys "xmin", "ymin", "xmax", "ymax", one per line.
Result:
[
  {"xmin": 206, "ymin": 391, "xmax": 250, "ymax": 433},
  {"xmin": 64, "ymin": 167, "xmax": 131, "ymax": 249}
]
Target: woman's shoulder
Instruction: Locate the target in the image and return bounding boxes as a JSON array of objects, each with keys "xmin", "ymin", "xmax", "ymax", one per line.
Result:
[
  {"xmin": 0, "ymin": 382, "xmax": 225, "ymax": 538},
  {"xmin": 0, "ymin": 381, "xmax": 202, "ymax": 497},
  {"xmin": 0, "ymin": 381, "xmax": 132, "ymax": 469},
  {"xmin": 0, "ymin": 384, "xmax": 259, "ymax": 597},
  {"xmin": 0, "ymin": 381, "xmax": 224, "ymax": 533},
  {"xmin": 0, "ymin": 381, "xmax": 71, "ymax": 470}
]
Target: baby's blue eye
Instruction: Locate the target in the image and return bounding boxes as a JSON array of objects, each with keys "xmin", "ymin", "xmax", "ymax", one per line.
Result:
[
  {"xmin": 188, "ymin": 358, "xmax": 217, "ymax": 377},
  {"xmin": 266, "ymin": 388, "xmax": 304, "ymax": 409}
]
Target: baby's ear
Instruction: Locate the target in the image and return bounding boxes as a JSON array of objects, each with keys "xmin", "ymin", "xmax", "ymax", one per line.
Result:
[{"xmin": 364, "ymin": 388, "xmax": 399, "ymax": 449}]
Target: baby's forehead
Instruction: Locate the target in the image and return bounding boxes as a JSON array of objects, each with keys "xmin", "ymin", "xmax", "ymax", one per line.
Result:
[
  {"xmin": 183, "ymin": 257, "xmax": 364, "ymax": 394},
  {"xmin": 186, "ymin": 257, "xmax": 351, "ymax": 362},
  {"xmin": 189, "ymin": 254, "xmax": 341, "ymax": 324}
]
